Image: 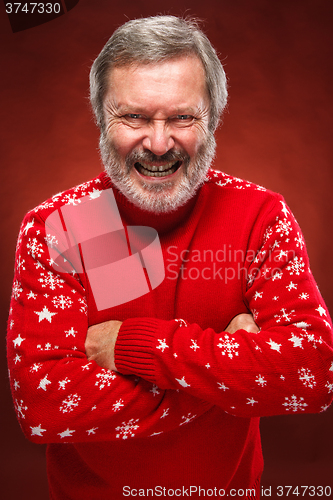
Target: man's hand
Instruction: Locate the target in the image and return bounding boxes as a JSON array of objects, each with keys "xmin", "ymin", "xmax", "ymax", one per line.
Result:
[
  {"xmin": 85, "ymin": 320, "xmax": 122, "ymax": 371},
  {"xmin": 225, "ymin": 313, "xmax": 259, "ymax": 334}
]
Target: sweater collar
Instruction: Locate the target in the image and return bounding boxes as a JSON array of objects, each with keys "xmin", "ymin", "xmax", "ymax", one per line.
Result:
[{"xmin": 100, "ymin": 171, "xmax": 200, "ymax": 234}]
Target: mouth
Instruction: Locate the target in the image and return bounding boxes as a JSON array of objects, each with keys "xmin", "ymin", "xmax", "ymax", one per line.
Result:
[{"xmin": 134, "ymin": 160, "xmax": 182, "ymax": 178}]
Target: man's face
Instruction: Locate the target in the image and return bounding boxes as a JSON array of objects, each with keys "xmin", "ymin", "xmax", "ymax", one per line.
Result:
[{"xmin": 101, "ymin": 56, "xmax": 215, "ymax": 213}]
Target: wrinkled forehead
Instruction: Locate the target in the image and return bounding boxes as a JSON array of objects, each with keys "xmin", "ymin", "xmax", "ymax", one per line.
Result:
[{"xmin": 105, "ymin": 56, "xmax": 210, "ymax": 110}]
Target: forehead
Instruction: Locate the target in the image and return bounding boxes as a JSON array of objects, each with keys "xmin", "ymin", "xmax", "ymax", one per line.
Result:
[{"xmin": 106, "ymin": 56, "xmax": 209, "ymax": 113}]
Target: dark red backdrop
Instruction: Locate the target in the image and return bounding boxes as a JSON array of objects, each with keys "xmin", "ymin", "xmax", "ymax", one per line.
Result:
[{"xmin": 1, "ymin": 1, "xmax": 332, "ymax": 498}]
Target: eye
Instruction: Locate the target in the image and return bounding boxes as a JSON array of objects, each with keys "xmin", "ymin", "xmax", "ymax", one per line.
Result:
[
  {"xmin": 122, "ymin": 114, "xmax": 148, "ymax": 127},
  {"xmin": 172, "ymin": 115, "xmax": 195, "ymax": 126},
  {"xmin": 126, "ymin": 114, "xmax": 143, "ymax": 120}
]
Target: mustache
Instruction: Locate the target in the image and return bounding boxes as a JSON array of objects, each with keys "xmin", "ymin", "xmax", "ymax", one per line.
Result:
[{"xmin": 125, "ymin": 149, "xmax": 190, "ymax": 167}]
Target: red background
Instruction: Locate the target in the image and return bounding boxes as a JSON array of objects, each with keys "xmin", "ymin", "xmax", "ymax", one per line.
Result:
[{"xmin": 0, "ymin": 0, "xmax": 332, "ymax": 498}]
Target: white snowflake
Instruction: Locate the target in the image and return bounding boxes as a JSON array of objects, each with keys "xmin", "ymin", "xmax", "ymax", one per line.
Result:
[
  {"xmin": 112, "ymin": 399, "xmax": 124, "ymax": 412},
  {"xmin": 44, "ymin": 234, "xmax": 59, "ymax": 248},
  {"xmin": 246, "ymin": 397, "xmax": 258, "ymax": 406},
  {"xmin": 298, "ymin": 368, "xmax": 316, "ymax": 389},
  {"xmin": 275, "ymin": 218, "xmax": 293, "ymax": 237},
  {"xmin": 301, "ymin": 331, "xmax": 323, "ymax": 349},
  {"xmin": 286, "ymin": 281, "xmax": 297, "ymax": 291},
  {"xmin": 87, "ymin": 427, "xmax": 98, "ymax": 435},
  {"xmin": 294, "ymin": 232, "xmax": 305, "ymax": 249},
  {"xmin": 78, "ymin": 297, "xmax": 87, "ymax": 314},
  {"xmin": 160, "ymin": 408, "xmax": 169, "ymax": 419},
  {"xmin": 150, "ymin": 384, "xmax": 160, "ymax": 397},
  {"xmin": 299, "ymin": 293, "xmax": 309, "ymax": 300},
  {"xmin": 30, "ymin": 363, "xmax": 43, "ymax": 373},
  {"xmin": 95, "ymin": 369, "xmax": 116, "ymax": 390},
  {"xmin": 190, "ymin": 339, "xmax": 200, "ymax": 351},
  {"xmin": 156, "ymin": 339, "xmax": 169, "ymax": 352},
  {"xmin": 61, "ymin": 193, "xmax": 81, "ymax": 206},
  {"xmin": 26, "ymin": 238, "xmax": 44, "ymax": 258},
  {"xmin": 15, "ymin": 399, "xmax": 28, "ymax": 419},
  {"xmin": 52, "ymin": 295, "xmax": 73, "ymax": 310},
  {"xmin": 274, "ymin": 307, "xmax": 295, "ymax": 323},
  {"xmin": 12, "ymin": 280, "xmax": 23, "ymax": 300},
  {"xmin": 22, "ymin": 219, "xmax": 35, "ymax": 235},
  {"xmin": 16, "ymin": 256, "xmax": 26, "ymax": 273},
  {"xmin": 286, "ymin": 256, "xmax": 305, "ymax": 276},
  {"xmin": 271, "ymin": 271, "xmax": 283, "ymax": 281},
  {"xmin": 58, "ymin": 378, "xmax": 71, "ymax": 390},
  {"xmin": 282, "ymin": 395, "xmax": 307, "ymax": 412},
  {"xmin": 276, "ymin": 250, "xmax": 288, "ymax": 261},
  {"xmin": 325, "ymin": 382, "xmax": 333, "ymax": 394},
  {"xmin": 34, "ymin": 200, "xmax": 55, "ymax": 212},
  {"xmin": 115, "ymin": 419, "xmax": 139, "ymax": 439},
  {"xmin": 59, "ymin": 393, "xmax": 81, "ymax": 413},
  {"xmin": 174, "ymin": 318, "xmax": 188, "ymax": 327},
  {"xmin": 253, "ymin": 291, "xmax": 263, "ymax": 300},
  {"xmin": 179, "ymin": 413, "xmax": 196, "ymax": 426},
  {"xmin": 38, "ymin": 271, "xmax": 64, "ymax": 290},
  {"xmin": 255, "ymin": 375, "xmax": 267, "ymax": 387},
  {"xmin": 217, "ymin": 382, "xmax": 229, "ymax": 391},
  {"xmin": 217, "ymin": 334, "xmax": 240, "ymax": 359}
]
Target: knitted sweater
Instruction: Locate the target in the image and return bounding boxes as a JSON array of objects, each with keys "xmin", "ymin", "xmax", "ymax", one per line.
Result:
[{"xmin": 7, "ymin": 169, "xmax": 333, "ymax": 500}]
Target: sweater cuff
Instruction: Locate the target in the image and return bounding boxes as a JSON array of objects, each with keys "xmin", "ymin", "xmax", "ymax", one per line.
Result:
[{"xmin": 115, "ymin": 317, "xmax": 162, "ymax": 384}]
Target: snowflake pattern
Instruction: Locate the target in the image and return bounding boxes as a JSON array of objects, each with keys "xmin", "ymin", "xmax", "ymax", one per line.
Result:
[
  {"xmin": 15, "ymin": 399, "xmax": 28, "ymax": 419},
  {"xmin": 298, "ymin": 368, "xmax": 316, "ymax": 389},
  {"xmin": 59, "ymin": 393, "xmax": 81, "ymax": 413},
  {"xmin": 7, "ymin": 171, "xmax": 333, "ymax": 446},
  {"xmin": 52, "ymin": 295, "xmax": 73, "ymax": 310},
  {"xmin": 38, "ymin": 271, "xmax": 64, "ymax": 290},
  {"xmin": 12, "ymin": 280, "xmax": 23, "ymax": 300},
  {"xmin": 26, "ymin": 238, "xmax": 44, "ymax": 258},
  {"xmin": 286, "ymin": 256, "xmax": 305, "ymax": 276},
  {"xmin": 115, "ymin": 419, "xmax": 139, "ymax": 439},
  {"xmin": 112, "ymin": 399, "xmax": 124, "ymax": 412},
  {"xmin": 217, "ymin": 334, "xmax": 240, "ymax": 359},
  {"xmin": 275, "ymin": 218, "xmax": 293, "ymax": 238},
  {"xmin": 95, "ymin": 369, "xmax": 116, "ymax": 390},
  {"xmin": 179, "ymin": 413, "xmax": 197, "ymax": 426},
  {"xmin": 282, "ymin": 395, "xmax": 308, "ymax": 412}
]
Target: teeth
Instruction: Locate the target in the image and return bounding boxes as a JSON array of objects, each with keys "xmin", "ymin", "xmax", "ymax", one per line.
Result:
[{"xmin": 135, "ymin": 161, "xmax": 180, "ymax": 178}]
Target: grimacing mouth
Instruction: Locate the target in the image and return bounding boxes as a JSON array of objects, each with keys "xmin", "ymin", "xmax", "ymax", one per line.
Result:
[{"xmin": 134, "ymin": 160, "xmax": 182, "ymax": 177}]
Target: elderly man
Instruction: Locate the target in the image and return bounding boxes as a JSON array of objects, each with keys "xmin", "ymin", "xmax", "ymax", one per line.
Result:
[{"xmin": 7, "ymin": 16, "xmax": 333, "ymax": 500}]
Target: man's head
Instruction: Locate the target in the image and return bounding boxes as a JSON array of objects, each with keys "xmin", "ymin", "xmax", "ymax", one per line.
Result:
[{"xmin": 90, "ymin": 16, "xmax": 228, "ymax": 213}]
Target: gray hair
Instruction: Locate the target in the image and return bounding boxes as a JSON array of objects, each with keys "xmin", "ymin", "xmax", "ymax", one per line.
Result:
[{"xmin": 89, "ymin": 15, "xmax": 228, "ymax": 133}]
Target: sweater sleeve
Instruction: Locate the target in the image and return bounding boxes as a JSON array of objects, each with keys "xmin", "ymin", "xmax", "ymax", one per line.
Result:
[
  {"xmin": 115, "ymin": 197, "xmax": 333, "ymax": 417},
  {"xmin": 7, "ymin": 210, "xmax": 212, "ymax": 444}
]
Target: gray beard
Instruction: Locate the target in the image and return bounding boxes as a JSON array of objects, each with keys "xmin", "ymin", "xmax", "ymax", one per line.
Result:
[{"xmin": 100, "ymin": 133, "xmax": 216, "ymax": 213}]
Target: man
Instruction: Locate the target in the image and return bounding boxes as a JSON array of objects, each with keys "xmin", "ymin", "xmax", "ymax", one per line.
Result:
[{"xmin": 7, "ymin": 16, "xmax": 333, "ymax": 500}]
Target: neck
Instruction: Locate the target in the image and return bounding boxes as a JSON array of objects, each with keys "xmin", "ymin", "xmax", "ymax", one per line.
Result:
[{"xmin": 101, "ymin": 172, "xmax": 200, "ymax": 233}]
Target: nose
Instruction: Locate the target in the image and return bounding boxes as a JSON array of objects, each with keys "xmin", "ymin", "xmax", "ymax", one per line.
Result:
[{"xmin": 141, "ymin": 120, "xmax": 175, "ymax": 156}]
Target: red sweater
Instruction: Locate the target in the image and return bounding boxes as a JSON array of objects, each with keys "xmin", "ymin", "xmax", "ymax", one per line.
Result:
[{"xmin": 7, "ymin": 169, "xmax": 333, "ymax": 499}]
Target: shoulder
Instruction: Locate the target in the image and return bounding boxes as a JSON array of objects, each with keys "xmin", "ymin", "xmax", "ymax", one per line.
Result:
[
  {"xmin": 24, "ymin": 173, "xmax": 107, "ymax": 223},
  {"xmin": 205, "ymin": 168, "xmax": 285, "ymax": 207}
]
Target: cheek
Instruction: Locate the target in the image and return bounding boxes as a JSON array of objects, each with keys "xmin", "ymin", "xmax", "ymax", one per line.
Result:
[{"xmin": 107, "ymin": 128, "xmax": 142, "ymax": 157}]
